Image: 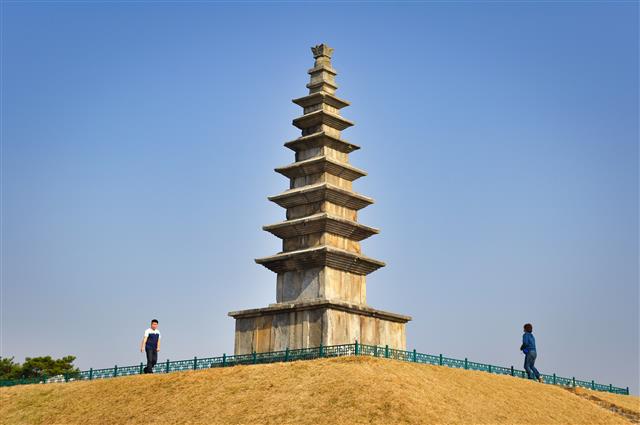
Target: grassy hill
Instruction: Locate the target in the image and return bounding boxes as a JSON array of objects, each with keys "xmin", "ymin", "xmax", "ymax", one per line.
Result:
[{"xmin": 1, "ymin": 356, "xmax": 638, "ymax": 424}]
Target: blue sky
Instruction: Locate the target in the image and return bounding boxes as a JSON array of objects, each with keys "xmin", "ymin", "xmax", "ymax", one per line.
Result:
[{"xmin": 2, "ymin": 2, "xmax": 638, "ymax": 393}]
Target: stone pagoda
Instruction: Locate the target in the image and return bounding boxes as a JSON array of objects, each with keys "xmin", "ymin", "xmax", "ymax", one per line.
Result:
[{"xmin": 229, "ymin": 44, "xmax": 411, "ymax": 355}]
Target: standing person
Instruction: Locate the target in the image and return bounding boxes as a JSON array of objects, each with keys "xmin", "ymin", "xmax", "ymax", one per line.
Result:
[
  {"xmin": 140, "ymin": 319, "xmax": 161, "ymax": 373},
  {"xmin": 520, "ymin": 323, "xmax": 542, "ymax": 382}
]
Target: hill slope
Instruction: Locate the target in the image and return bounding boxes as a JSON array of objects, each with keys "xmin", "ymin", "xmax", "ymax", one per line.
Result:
[{"xmin": 1, "ymin": 356, "xmax": 637, "ymax": 424}]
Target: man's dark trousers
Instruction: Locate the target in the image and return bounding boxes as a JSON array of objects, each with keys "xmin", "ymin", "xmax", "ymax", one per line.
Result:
[{"xmin": 144, "ymin": 347, "xmax": 158, "ymax": 373}]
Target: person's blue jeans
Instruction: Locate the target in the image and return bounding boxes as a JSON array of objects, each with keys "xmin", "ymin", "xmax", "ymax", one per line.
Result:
[{"xmin": 524, "ymin": 350, "xmax": 540, "ymax": 380}]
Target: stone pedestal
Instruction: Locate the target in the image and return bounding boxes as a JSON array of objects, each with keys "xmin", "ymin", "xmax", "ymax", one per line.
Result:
[
  {"xmin": 230, "ymin": 300, "xmax": 408, "ymax": 354},
  {"xmin": 229, "ymin": 44, "xmax": 411, "ymax": 355}
]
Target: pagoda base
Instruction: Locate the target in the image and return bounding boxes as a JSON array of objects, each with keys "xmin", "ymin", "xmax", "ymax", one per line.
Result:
[{"xmin": 228, "ymin": 299, "xmax": 411, "ymax": 355}]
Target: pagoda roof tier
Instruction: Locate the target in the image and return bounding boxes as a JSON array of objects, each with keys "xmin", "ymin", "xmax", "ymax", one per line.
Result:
[
  {"xmin": 307, "ymin": 64, "xmax": 338, "ymax": 76},
  {"xmin": 292, "ymin": 92, "xmax": 350, "ymax": 109},
  {"xmin": 255, "ymin": 245, "xmax": 385, "ymax": 275},
  {"xmin": 284, "ymin": 132, "xmax": 360, "ymax": 153},
  {"xmin": 292, "ymin": 110, "xmax": 354, "ymax": 131},
  {"xmin": 262, "ymin": 212, "xmax": 379, "ymax": 241},
  {"xmin": 268, "ymin": 182, "xmax": 374, "ymax": 210},
  {"xmin": 275, "ymin": 156, "xmax": 366, "ymax": 181},
  {"xmin": 229, "ymin": 299, "xmax": 412, "ymax": 323},
  {"xmin": 306, "ymin": 80, "xmax": 338, "ymax": 93}
]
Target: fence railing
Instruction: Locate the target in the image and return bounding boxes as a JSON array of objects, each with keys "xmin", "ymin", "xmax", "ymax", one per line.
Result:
[{"xmin": 0, "ymin": 342, "xmax": 630, "ymax": 395}]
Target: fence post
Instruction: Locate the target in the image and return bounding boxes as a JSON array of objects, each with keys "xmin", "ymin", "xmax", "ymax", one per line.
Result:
[
  {"xmin": 626, "ymin": 387, "xmax": 629, "ymax": 395},
  {"xmin": 439, "ymin": 354, "xmax": 443, "ymax": 366},
  {"xmin": 355, "ymin": 340, "xmax": 359, "ymax": 356},
  {"xmin": 572, "ymin": 377, "xmax": 576, "ymax": 387},
  {"xmin": 374, "ymin": 345, "xmax": 378, "ymax": 357},
  {"xmin": 510, "ymin": 366, "xmax": 514, "ymax": 376},
  {"xmin": 385, "ymin": 345, "xmax": 389, "ymax": 359},
  {"xmin": 285, "ymin": 348, "xmax": 289, "ymax": 362},
  {"xmin": 488, "ymin": 365, "xmax": 492, "ymax": 374},
  {"xmin": 319, "ymin": 343, "xmax": 324, "ymax": 358},
  {"xmin": 139, "ymin": 362, "xmax": 144, "ymax": 374},
  {"xmin": 609, "ymin": 384, "xmax": 612, "ymax": 393},
  {"xmin": 222, "ymin": 353, "xmax": 226, "ymax": 367},
  {"xmin": 553, "ymin": 373, "xmax": 556, "ymax": 384},
  {"xmin": 114, "ymin": 365, "xmax": 118, "ymax": 377},
  {"xmin": 64, "ymin": 373, "xmax": 69, "ymax": 383},
  {"xmin": 89, "ymin": 368, "xmax": 93, "ymax": 380},
  {"xmin": 464, "ymin": 358, "xmax": 468, "ymax": 370},
  {"xmin": 253, "ymin": 351, "xmax": 257, "ymax": 364},
  {"xmin": 413, "ymin": 349, "xmax": 417, "ymax": 362},
  {"xmin": 193, "ymin": 356, "xmax": 197, "ymax": 371},
  {"xmin": 165, "ymin": 359, "xmax": 169, "ymax": 373},
  {"xmin": 591, "ymin": 380, "xmax": 595, "ymax": 390}
]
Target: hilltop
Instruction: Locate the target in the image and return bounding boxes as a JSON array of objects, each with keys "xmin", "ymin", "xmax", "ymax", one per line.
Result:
[{"xmin": 1, "ymin": 356, "xmax": 637, "ymax": 424}]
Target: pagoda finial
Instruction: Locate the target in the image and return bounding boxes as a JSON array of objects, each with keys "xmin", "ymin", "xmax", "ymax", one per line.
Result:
[
  {"xmin": 311, "ymin": 44, "xmax": 333, "ymax": 59},
  {"xmin": 311, "ymin": 44, "xmax": 334, "ymax": 67}
]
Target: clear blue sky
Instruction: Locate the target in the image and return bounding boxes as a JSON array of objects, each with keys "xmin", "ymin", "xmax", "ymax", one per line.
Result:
[{"xmin": 2, "ymin": 2, "xmax": 638, "ymax": 393}]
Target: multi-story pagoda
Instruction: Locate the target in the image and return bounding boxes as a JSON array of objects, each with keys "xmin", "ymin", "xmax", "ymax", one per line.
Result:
[{"xmin": 229, "ymin": 44, "xmax": 411, "ymax": 355}]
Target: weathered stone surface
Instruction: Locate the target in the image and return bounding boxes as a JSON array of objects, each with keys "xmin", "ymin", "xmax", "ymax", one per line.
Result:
[
  {"xmin": 292, "ymin": 92, "xmax": 350, "ymax": 110},
  {"xmin": 264, "ymin": 213, "xmax": 378, "ymax": 242},
  {"xmin": 229, "ymin": 44, "xmax": 411, "ymax": 354},
  {"xmin": 273, "ymin": 266, "xmax": 366, "ymax": 305},
  {"xmin": 284, "ymin": 132, "xmax": 360, "ymax": 154},
  {"xmin": 293, "ymin": 110, "xmax": 354, "ymax": 132},
  {"xmin": 230, "ymin": 300, "xmax": 410, "ymax": 354},
  {"xmin": 275, "ymin": 156, "xmax": 366, "ymax": 181},
  {"xmin": 255, "ymin": 246, "xmax": 385, "ymax": 275},
  {"xmin": 268, "ymin": 183, "xmax": 374, "ymax": 210}
]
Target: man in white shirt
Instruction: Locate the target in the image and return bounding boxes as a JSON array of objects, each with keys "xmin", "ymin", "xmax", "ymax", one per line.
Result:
[{"xmin": 140, "ymin": 319, "xmax": 161, "ymax": 373}]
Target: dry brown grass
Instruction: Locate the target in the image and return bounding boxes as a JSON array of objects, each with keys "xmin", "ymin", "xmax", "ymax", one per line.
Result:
[
  {"xmin": 1, "ymin": 356, "xmax": 637, "ymax": 425},
  {"xmin": 569, "ymin": 387, "xmax": 640, "ymax": 423}
]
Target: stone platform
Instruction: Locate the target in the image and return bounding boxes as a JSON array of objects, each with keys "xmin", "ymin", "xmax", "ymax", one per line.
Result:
[{"xmin": 229, "ymin": 299, "xmax": 410, "ymax": 355}]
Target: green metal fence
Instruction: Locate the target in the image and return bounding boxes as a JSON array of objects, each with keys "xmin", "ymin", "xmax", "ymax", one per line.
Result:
[{"xmin": 0, "ymin": 342, "xmax": 630, "ymax": 395}]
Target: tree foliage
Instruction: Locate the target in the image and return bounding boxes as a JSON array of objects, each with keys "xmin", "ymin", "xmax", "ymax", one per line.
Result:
[
  {"xmin": 0, "ymin": 355, "xmax": 79, "ymax": 380},
  {"xmin": 0, "ymin": 357, "xmax": 22, "ymax": 380}
]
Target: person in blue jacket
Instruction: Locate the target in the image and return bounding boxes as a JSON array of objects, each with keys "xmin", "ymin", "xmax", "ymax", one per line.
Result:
[{"xmin": 520, "ymin": 323, "xmax": 542, "ymax": 382}]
